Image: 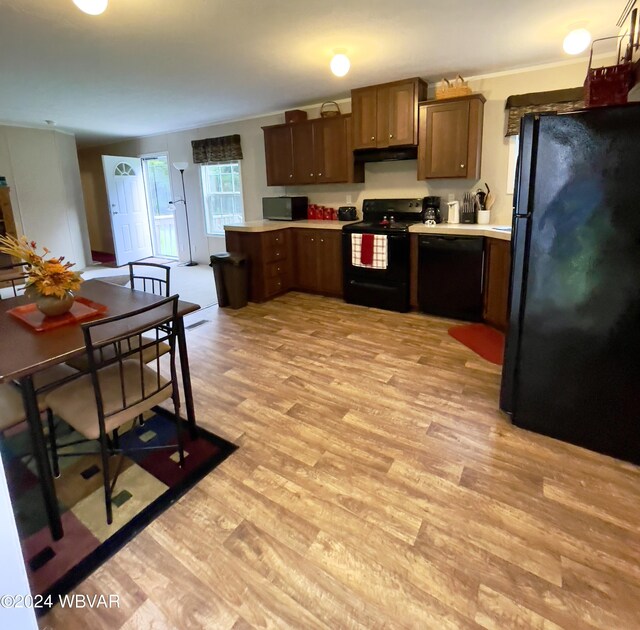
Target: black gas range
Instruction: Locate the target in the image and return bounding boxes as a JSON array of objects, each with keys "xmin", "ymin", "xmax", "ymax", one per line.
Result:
[{"xmin": 342, "ymin": 198, "xmax": 426, "ymax": 312}]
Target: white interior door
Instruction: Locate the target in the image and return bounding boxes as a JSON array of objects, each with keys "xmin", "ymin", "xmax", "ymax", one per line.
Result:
[{"xmin": 102, "ymin": 155, "xmax": 153, "ymax": 266}]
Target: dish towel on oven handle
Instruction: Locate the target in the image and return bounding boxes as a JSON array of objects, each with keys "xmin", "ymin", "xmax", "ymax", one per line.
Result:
[{"xmin": 351, "ymin": 233, "xmax": 388, "ymax": 270}]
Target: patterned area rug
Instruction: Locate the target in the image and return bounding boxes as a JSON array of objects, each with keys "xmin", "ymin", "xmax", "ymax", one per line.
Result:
[{"xmin": 2, "ymin": 408, "xmax": 236, "ymax": 612}]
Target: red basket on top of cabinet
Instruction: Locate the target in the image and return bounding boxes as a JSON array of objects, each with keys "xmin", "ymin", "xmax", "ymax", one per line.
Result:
[{"xmin": 584, "ymin": 32, "xmax": 636, "ymax": 108}]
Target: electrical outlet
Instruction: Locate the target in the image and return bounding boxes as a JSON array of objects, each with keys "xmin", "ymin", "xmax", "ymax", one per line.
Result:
[
  {"xmin": 346, "ymin": 194, "xmax": 352, "ymax": 204},
  {"xmin": 448, "ymin": 193, "xmax": 455, "ymax": 202}
]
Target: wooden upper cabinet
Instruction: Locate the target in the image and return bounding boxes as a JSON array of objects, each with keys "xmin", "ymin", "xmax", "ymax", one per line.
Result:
[
  {"xmin": 263, "ymin": 125, "xmax": 293, "ymax": 185},
  {"xmin": 292, "ymin": 122, "xmax": 315, "ymax": 184},
  {"xmin": 387, "ymin": 81, "xmax": 417, "ymax": 146},
  {"xmin": 351, "ymin": 78, "xmax": 427, "ymax": 150},
  {"xmin": 351, "ymin": 86, "xmax": 379, "ymax": 149},
  {"xmin": 418, "ymin": 94, "xmax": 485, "ymax": 180},
  {"xmin": 314, "ymin": 117, "xmax": 348, "ymax": 183},
  {"xmin": 263, "ymin": 114, "xmax": 362, "ymax": 186}
]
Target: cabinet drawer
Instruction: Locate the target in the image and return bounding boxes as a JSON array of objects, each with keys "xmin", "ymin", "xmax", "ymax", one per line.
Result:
[
  {"xmin": 265, "ymin": 274, "xmax": 285, "ymax": 296},
  {"xmin": 263, "ymin": 231, "xmax": 288, "ymax": 262},
  {"xmin": 266, "ymin": 260, "xmax": 287, "ymax": 278}
]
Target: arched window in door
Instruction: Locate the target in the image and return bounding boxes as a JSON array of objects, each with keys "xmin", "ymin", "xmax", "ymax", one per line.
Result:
[{"xmin": 114, "ymin": 163, "xmax": 136, "ymax": 177}]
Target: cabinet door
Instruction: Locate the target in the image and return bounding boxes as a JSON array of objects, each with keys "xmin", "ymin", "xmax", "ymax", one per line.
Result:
[
  {"xmin": 316, "ymin": 231, "xmax": 343, "ymax": 296},
  {"xmin": 314, "ymin": 117, "xmax": 349, "ymax": 183},
  {"xmin": 351, "ymin": 86, "xmax": 379, "ymax": 150},
  {"xmin": 387, "ymin": 81, "xmax": 416, "ymax": 146},
  {"xmin": 263, "ymin": 125, "xmax": 294, "ymax": 185},
  {"xmin": 375, "ymin": 85, "xmax": 390, "ymax": 148},
  {"xmin": 483, "ymin": 238, "xmax": 511, "ymax": 331},
  {"xmin": 418, "ymin": 100, "xmax": 470, "ymax": 179},
  {"xmin": 291, "ymin": 122, "xmax": 316, "ymax": 184},
  {"xmin": 295, "ymin": 231, "xmax": 319, "ymax": 291}
]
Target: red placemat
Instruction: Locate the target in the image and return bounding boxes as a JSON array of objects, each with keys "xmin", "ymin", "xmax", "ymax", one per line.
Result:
[{"xmin": 8, "ymin": 297, "xmax": 108, "ymax": 332}]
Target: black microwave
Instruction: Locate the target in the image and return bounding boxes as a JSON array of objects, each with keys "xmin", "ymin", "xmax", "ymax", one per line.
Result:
[{"xmin": 262, "ymin": 196, "xmax": 308, "ymax": 221}]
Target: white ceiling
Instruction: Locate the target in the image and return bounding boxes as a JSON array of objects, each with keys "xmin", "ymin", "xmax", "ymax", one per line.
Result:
[{"xmin": 0, "ymin": 0, "xmax": 622, "ymax": 147}]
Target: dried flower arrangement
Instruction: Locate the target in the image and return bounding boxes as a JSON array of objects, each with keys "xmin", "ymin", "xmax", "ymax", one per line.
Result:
[{"xmin": 0, "ymin": 234, "xmax": 83, "ymax": 299}]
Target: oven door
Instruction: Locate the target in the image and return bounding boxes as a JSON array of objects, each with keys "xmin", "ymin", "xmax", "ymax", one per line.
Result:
[{"xmin": 342, "ymin": 231, "xmax": 410, "ymax": 312}]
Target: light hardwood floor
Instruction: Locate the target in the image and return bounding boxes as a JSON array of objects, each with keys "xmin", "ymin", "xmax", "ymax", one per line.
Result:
[{"xmin": 41, "ymin": 292, "xmax": 640, "ymax": 629}]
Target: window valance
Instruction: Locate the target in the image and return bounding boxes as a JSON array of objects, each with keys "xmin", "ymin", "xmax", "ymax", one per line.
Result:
[
  {"xmin": 192, "ymin": 134, "xmax": 243, "ymax": 164},
  {"xmin": 505, "ymin": 87, "xmax": 585, "ymax": 136}
]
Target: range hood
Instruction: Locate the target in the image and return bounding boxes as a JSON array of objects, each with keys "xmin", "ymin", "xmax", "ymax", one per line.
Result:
[{"xmin": 353, "ymin": 146, "xmax": 418, "ymax": 163}]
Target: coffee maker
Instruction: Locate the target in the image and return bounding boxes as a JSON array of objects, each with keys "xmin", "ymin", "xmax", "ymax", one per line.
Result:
[{"xmin": 422, "ymin": 196, "xmax": 442, "ymax": 224}]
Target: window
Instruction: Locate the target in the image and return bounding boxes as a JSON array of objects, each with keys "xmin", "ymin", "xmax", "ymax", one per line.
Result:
[
  {"xmin": 506, "ymin": 135, "xmax": 519, "ymax": 195},
  {"xmin": 200, "ymin": 161, "xmax": 244, "ymax": 236}
]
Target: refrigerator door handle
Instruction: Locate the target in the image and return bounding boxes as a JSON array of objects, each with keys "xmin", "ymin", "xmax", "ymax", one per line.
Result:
[
  {"xmin": 500, "ymin": 213, "xmax": 532, "ymax": 414},
  {"xmin": 514, "ymin": 115, "xmax": 539, "ymax": 218}
]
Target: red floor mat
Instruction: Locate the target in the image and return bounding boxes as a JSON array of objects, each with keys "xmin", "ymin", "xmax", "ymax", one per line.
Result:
[{"xmin": 448, "ymin": 323, "xmax": 505, "ymax": 365}]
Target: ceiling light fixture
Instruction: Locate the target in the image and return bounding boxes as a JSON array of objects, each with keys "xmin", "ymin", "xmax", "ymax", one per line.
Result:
[
  {"xmin": 563, "ymin": 28, "xmax": 591, "ymax": 55},
  {"xmin": 330, "ymin": 52, "xmax": 350, "ymax": 77},
  {"xmin": 73, "ymin": 0, "xmax": 109, "ymax": 16}
]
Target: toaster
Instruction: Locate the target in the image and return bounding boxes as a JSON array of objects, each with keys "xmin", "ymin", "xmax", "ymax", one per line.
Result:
[{"xmin": 338, "ymin": 206, "xmax": 357, "ymax": 221}]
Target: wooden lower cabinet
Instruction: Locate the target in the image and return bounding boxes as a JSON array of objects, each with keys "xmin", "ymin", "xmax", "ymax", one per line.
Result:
[
  {"xmin": 224, "ymin": 229, "xmax": 292, "ymax": 302},
  {"xmin": 483, "ymin": 238, "xmax": 511, "ymax": 331},
  {"xmin": 293, "ymin": 229, "xmax": 342, "ymax": 297},
  {"xmin": 224, "ymin": 228, "xmax": 343, "ymax": 302}
]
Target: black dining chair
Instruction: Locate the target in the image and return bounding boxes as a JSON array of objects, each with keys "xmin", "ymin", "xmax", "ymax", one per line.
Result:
[
  {"xmin": 45, "ymin": 295, "xmax": 184, "ymax": 524},
  {"xmin": 67, "ymin": 262, "xmax": 172, "ymax": 372},
  {"xmin": 128, "ymin": 262, "xmax": 171, "ymax": 297}
]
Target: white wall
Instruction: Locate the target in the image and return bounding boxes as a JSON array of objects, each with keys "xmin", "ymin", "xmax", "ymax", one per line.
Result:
[
  {"xmin": 0, "ymin": 125, "xmax": 91, "ymax": 269},
  {"xmin": 0, "ymin": 453, "xmax": 38, "ymax": 630},
  {"xmin": 79, "ymin": 54, "xmax": 615, "ymax": 256}
]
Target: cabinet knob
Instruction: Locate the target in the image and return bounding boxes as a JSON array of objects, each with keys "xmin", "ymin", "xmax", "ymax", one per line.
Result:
[
  {"xmin": 370, "ymin": 136, "xmax": 375, "ymax": 141},
  {"xmin": 277, "ymin": 267, "xmax": 281, "ymax": 272},
  {"xmin": 320, "ymin": 239, "xmax": 324, "ymax": 243},
  {"xmin": 310, "ymin": 173, "xmax": 314, "ymax": 177},
  {"xmin": 318, "ymin": 172, "xmax": 322, "ymax": 177},
  {"xmin": 389, "ymin": 134, "xmax": 394, "ymax": 139},
  {"xmin": 289, "ymin": 174, "xmax": 293, "ymax": 178},
  {"xmin": 460, "ymin": 163, "xmax": 465, "ymax": 169},
  {"xmin": 311, "ymin": 238, "xmax": 314, "ymax": 242},
  {"xmin": 276, "ymin": 251, "xmax": 280, "ymax": 256}
]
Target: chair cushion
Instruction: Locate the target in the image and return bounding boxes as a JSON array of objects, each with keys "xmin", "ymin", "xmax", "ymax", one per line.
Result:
[
  {"xmin": 0, "ymin": 384, "xmax": 27, "ymax": 431},
  {"xmin": 45, "ymin": 360, "xmax": 172, "ymax": 440},
  {"xmin": 1, "ymin": 365, "xmax": 80, "ymax": 429},
  {"xmin": 66, "ymin": 337, "xmax": 171, "ymax": 372}
]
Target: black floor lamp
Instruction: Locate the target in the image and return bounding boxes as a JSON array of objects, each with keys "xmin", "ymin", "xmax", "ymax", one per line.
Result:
[{"xmin": 172, "ymin": 161, "xmax": 197, "ymax": 266}]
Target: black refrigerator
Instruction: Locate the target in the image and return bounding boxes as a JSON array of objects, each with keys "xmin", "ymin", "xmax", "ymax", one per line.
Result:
[{"xmin": 500, "ymin": 104, "xmax": 640, "ymax": 465}]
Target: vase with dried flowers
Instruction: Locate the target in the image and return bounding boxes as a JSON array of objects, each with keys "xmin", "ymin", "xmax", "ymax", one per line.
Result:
[{"xmin": 0, "ymin": 235, "xmax": 83, "ymax": 316}]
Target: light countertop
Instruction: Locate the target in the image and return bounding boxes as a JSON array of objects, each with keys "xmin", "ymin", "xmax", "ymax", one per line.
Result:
[
  {"xmin": 224, "ymin": 219, "xmax": 512, "ymax": 240},
  {"xmin": 409, "ymin": 223, "xmax": 512, "ymax": 241},
  {"xmin": 224, "ymin": 219, "xmax": 357, "ymax": 232}
]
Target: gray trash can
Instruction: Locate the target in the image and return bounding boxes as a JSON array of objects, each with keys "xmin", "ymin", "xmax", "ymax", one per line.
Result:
[{"xmin": 209, "ymin": 252, "xmax": 248, "ymax": 309}]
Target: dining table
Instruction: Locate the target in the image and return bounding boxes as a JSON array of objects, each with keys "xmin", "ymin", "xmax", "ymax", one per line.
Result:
[{"xmin": 0, "ymin": 279, "xmax": 200, "ymax": 541}]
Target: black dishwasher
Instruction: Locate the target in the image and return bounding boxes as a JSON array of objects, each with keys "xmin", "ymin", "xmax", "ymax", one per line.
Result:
[{"xmin": 418, "ymin": 235, "xmax": 484, "ymax": 321}]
